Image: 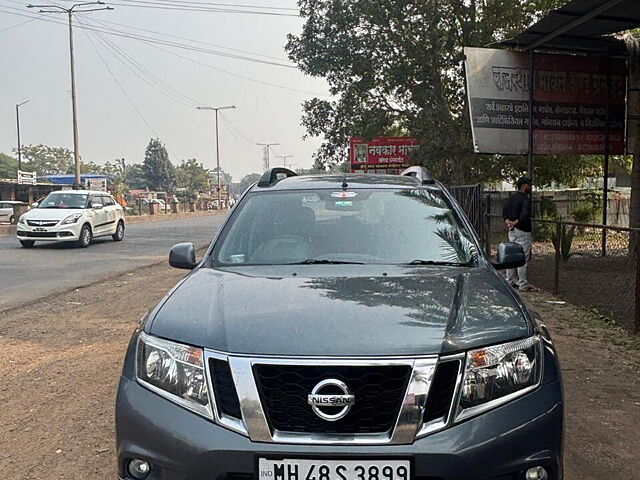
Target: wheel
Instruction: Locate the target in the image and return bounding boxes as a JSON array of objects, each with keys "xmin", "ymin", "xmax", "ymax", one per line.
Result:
[
  {"xmin": 112, "ymin": 221, "xmax": 125, "ymax": 241},
  {"xmin": 20, "ymin": 240, "xmax": 35, "ymax": 248},
  {"xmin": 9, "ymin": 215, "xmax": 15, "ymax": 225},
  {"xmin": 76, "ymin": 224, "xmax": 92, "ymax": 248}
]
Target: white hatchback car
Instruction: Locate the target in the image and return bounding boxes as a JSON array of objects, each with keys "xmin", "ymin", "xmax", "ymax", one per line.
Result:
[{"xmin": 16, "ymin": 190, "xmax": 125, "ymax": 248}]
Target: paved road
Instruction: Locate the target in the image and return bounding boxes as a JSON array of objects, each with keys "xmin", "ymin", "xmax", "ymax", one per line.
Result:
[{"xmin": 0, "ymin": 214, "xmax": 226, "ymax": 310}]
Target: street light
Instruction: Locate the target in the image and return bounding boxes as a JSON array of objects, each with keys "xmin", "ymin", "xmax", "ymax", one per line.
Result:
[
  {"xmin": 276, "ymin": 154, "xmax": 294, "ymax": 169},
  {"xmin": 27, "ymin": 2, "xmax": 113, "ymax": 189},
  {"xmin": 256, "ymin": 142, "xmax": 280, "ymax": 170},
  {"xmin": 197, "ymin": 105, "xmax": 236, "ymax": 209},
  {"xmin": 15, "ymin": 100, "xmax": 30, "ymax": 171}
]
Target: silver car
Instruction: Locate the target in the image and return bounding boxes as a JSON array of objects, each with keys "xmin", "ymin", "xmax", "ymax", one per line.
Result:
[{"xmin": 0, "ymin": 201, "xmax": 27, "ymax": 224}]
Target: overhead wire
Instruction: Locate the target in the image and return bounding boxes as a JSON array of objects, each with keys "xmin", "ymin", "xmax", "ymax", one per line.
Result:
[
  {"xmin": 98, "ymin": 0, "xmax": 299, "ymax": 17},
  {"xmin": 0, "ymin": 17, "xmax": 36, "ymax": 33}
]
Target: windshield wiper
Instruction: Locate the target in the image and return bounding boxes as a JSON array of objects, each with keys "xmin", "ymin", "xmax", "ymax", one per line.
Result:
[
  {"xmin": 292, "ymin": 259, "xmax": 365, "ymax": 265},
  {"xmin": 405, "ymin": 259, "xmax": 472, "ymax": 267}
]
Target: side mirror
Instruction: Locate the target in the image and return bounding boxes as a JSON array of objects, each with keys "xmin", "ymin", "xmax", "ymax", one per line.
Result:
[
  {"xmin": 91, "ymin": 202, "xmax": 103, "ymax": 209},
  {"xmin": 32, "ymin": 202, "xmax": 39, "ymax": 208},
  {"xmin": 492, "ymin": 242, "xmax": 526, "ymax": 270},
  {"xmin": 169, "ymin": 242, "xmax": 197, "ymax": 269}
]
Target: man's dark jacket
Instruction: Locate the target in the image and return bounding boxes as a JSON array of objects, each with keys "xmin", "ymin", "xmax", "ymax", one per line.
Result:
[{"xmin": 502, "ymin": 191, "xmax": 532, "ymax": 233}]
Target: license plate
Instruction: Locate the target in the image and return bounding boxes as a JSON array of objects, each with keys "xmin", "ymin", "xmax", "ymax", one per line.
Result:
[
  {"xmin": 258, "ymin": 459, "xmax": 411, "ymax": 480},
  {"xmin": 33, "ymin": 227, "xmax": 47, "ymax": 232}
]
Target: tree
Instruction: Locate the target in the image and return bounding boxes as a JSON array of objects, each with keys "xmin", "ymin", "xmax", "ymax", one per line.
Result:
[
  {"xmin": 176, "ymin": 159, "xmax": 210, "ymax": 200},
  {"xmin": 286, "ymin": 0, "xmax": 565, "ymax": 184},
  {"xmin": 0, "ymin": 153, "xmax": 18, "ymax": 179},
  {"xmin": 125, "ymin": 163, "xmax": 147, "ymax": 190},
  {"xmin": 238, "ymin": 173, "xmax": 261, "ymax": 194},
  {"xmin": 18, "ymin": 144, "xmax": 73, "ymax": 176},
  {"xmin": 142, "ymin": 139, "xmax": 176, "ymax": 192}
]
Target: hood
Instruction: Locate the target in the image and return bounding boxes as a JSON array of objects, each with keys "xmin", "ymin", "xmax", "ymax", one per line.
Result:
[
  {"xmin": 24, "ymin": 208, "xmax": 85, "ymax": 221},
  {"xmin": 147, "ymin": 266, "xmax": 531, "ymax": 356}
]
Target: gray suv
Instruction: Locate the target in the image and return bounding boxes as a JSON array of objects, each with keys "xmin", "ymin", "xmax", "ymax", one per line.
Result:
[{"xmin": 116, "ymin": 168, "xmax": 563, "ymax": 480}]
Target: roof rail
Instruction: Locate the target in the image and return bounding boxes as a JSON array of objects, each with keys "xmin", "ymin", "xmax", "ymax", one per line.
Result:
[
  {"xmin": 401, "ymin": 166, "xmax": 435, "ymax": 185},
  {"xmin": 257, "ymin": 167, "xmax": 298, "ymax": 187}
]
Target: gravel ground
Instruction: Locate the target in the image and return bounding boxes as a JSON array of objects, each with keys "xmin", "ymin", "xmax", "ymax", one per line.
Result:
[{"xmin": 0, "ymin": 264, "xmax": 638, "ymax": 479}]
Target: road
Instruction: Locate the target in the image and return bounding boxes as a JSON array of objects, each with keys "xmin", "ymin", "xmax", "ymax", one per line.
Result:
[{"xmin": 0, "ymin": 213, "xmax": 226, "ymax": 310}]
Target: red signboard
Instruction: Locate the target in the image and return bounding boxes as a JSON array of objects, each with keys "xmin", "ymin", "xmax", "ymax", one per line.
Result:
[{"xmin": 349, "ymin": 137, "xmax": 419, "ymax": 174}]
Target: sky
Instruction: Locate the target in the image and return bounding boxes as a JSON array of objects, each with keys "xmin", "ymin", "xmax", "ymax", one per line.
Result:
[{"xmin": 0, "ymin": 0, "xmax": 330, "ymax": 182}]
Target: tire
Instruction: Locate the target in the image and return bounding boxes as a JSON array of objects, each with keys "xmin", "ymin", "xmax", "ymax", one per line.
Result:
[
  {"xmin": 20, "ymin": 240, "xmax": 35, "ymax": 248},
  {"xmin": 112, "ymin": 221, "xmax": 125, "ymax": 241},
  {"xmin": 76, "ymin": 224, "xmax": 92, "ymax": 248}
]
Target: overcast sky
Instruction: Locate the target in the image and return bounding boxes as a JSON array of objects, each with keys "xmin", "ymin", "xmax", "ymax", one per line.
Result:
[{"xmin": 0, "ymin": 0, "xmax": 329, "ymax": 181}]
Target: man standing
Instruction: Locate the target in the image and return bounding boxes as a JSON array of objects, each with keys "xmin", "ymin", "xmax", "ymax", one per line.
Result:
[{"xmin": 502, "ymin": 177, "xmax": 533, "ymax": 292}]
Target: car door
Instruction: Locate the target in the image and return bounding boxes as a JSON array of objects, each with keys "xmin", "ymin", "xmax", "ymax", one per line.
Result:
[
  {"xmin": 101, "ymin": 195, "xmax": 118, "ymax": 233},
  {"xmin": 89, "ymin": 194, "xmax": 108, "ymax": 235}
]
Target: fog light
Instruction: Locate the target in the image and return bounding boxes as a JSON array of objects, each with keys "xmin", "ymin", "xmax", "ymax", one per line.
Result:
[
  {"xmin": 525, "ymin": 466, "xmax": 548, "ymax": 480},
  {"xmin": 128, "ymin": 459, "xmax": 150, "ymax": 479}
]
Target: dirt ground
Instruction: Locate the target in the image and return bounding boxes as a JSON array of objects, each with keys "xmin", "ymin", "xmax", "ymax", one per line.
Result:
[{"xmin": 0, "ymin": 264, "xmax": 639, "ymax": 479}]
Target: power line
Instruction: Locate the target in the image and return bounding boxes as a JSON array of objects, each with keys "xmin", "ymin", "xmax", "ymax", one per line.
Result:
[
  {"xmin": 0, "ymin": 17, "xmax": 36, "ymax": 33},
  {"xmin": 0, "ymin": 2, "xmax": 296, "ymax": 68},
  {"xmin": 56, "ymin": 0, "xmax": 298, "ymax": 12},
  {"xmin": 99, "ymin": 0, "xmax": 299, "ymax": 16},
  {"xmin": 88, "ymin": 15, "xmax": 289, "ymax": 62},
  {"xmin": 77, "ymin": 16, "xmax": 162, "ymax": 138}
]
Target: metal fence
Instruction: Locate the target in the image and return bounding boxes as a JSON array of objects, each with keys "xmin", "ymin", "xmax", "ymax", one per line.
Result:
[
  {"xmin": 449, "ymin": 184, "xmax": 482, "ymax": 236},
  {"xmin": 484, "ymin": 214, "xmax": 640, "ymax": 334}
]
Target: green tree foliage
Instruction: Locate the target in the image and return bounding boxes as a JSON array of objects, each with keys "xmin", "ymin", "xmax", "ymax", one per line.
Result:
[
  {"xmin": 142, "ymin": 138, "xmax": 176, "ymax": 192},
  {"xmin": 18, "ymin": 144, "xmax": 74, "ymax": 176},
  {"xmin": 238, "ymin": 173, "xmax": 262, "ymax": 194},
  {"xmin": 0, "ymin": 153, "xmax": 18, "ymax": 179},
  {"xmin": 176, "ymin": 159, "xmax": 210, "ymax": 200},
  {"xmin": 125, "ymin": 163, "xmax": 147, "ymax": 190},
  {"xmin": 286, "ymin": 0, "xmax": 565, "ymax": 183}
]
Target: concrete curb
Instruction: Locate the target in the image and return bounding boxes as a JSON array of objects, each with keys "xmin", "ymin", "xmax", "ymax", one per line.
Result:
[{"xmin": 0, "ymin": 210, "xmax": 226, "ymax": 236}]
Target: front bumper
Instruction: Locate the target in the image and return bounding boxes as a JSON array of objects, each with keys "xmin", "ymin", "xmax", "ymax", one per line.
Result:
[
  {"xmin": 116, "ymin": 376, "xmax": 563, "ymax": 480},
  {"xmin": 16, "ymin": 221, "xmax": 83, "ymax": 241}
]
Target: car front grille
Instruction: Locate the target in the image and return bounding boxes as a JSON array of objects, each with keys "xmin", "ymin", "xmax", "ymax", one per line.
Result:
[
  {"xmin": 18, "ymin": 231, "xmax": 58, "ymax": 238},
  {"xmin": 26, "ymin": 220, "xmax": 58, "ymax": 227},
  {"xmin": 423, "ymin": 359, "xmax": 461, "ymax": 423},
  {"xmin": 209, "ymin": 359, "xmax": 242, "ymax": 420},
  {"xmin": 253, "ymin": 364, "xmax": 412, "ymax": 434}
]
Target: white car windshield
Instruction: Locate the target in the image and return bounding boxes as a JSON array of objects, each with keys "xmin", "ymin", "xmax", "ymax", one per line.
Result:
[
  {"xmin": 37, "ymin": 193, "xmax": 89, "ymax": 209},
  {"xmin": 215, "ymin": 188, "xmax": 477, "ymax": 266}
]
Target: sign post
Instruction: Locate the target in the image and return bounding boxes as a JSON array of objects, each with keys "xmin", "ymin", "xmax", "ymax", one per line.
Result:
[
  {"xmin": 17, "ymin": 170, "xmax": 36, "ymax": 185},
  {"xmin": 349, "ymin": 137, "xmax": 419, "ymax": 174}
]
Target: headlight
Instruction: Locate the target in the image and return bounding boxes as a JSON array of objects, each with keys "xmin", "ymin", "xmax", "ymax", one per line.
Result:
[
  {"xmin": 61, "ymin": 213, "xmax": 83, "ymax": 225},
  {"xmin": 136, "ymin": 332, "xmax": 211, "ymax": 418},
  {"xmin": 18, "ymin": 215, "xmax": 26, "ymax": 224},
  {"xmin": 456, "ymin": 336, "xmax": 541, "ymax": 421}
]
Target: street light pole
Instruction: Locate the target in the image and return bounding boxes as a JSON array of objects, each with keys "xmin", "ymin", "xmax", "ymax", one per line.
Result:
[
  {"xmin": 27, "ymin": 2, "xmax": 113, "ymax": 189},
  {"xmin": 277, "ymin": 154, "xmax": 293, "ymax": 169},
  {"xmin": 256, "ymin": 143, "xmax": 280, "ymax": 170},
  {"xmin": 197, "ymin": 105, "xmax": 236, "ymax": 209},
  {"xmin": 15, "ymin": 100, "xmax": 29, "ymax": 171}
]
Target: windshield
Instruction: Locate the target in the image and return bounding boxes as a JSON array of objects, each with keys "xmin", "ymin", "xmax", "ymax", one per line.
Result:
[
  {"xmin": 214, "ymin": 188, "xmax": 477, "ymax": 266},
  {"xmin": 37, "ymin": 193, "xmax": 89, "ymax": 209}
]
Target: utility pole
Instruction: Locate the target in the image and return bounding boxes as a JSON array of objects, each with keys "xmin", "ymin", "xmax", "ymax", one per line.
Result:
[
  {"xmin": 277, "ymin": 154, "xmax": 294, "ymax": 169},
  {"xmin": 197, "ymin": 105, "xmax": 236, "ymax": 209},
  {"xmin": 15, "ymin": 100, "xmax": 29, "ymax": 171},
  {"xmin": 27, "ymin": 2, "xmax": 113, "ymax": 189},
  {"xmin": 256, "ymin": 143, "xmax": 280, "ymax": 170}
]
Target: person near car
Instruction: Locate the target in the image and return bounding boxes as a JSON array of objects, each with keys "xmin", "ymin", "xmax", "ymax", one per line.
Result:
[{"xmin": 502, "ymin": 177, "xmax": 533, "ymax": 292}]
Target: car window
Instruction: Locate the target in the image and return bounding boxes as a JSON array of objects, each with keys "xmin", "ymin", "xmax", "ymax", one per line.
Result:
[
  {"xmin": 214, "ymin": 188, "xmax": 477, "ymax": 266},
  {"xmin": 102, "ymin": 195, "xmax": 115, "ymax": 206},
  {"xmin": 37, "ymin": 193, "xmax": 89, "ymax": 209},
  {"xmin": 90, "ymin": 195, "xmax": 103, "ymax": 206},
  {"xmin": 0, "ymin": 203, "xmax": 8, "ymax": 208}
]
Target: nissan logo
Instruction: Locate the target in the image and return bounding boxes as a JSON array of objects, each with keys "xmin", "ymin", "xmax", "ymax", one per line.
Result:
[{"xmin": 307, "ymin": 379, "xmax": 355, "ymax": 421}]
